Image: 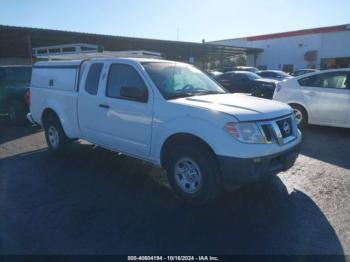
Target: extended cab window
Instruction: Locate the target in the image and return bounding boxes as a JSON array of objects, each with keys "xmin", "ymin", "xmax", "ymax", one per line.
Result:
[
  {"xmin": 106, "ymin": 64, "xmax": 148, "ymax": 101},
  {"xmin": 85, "ymin": 63, "xmax": 103, "ymax": 95},
  {"xmin": 299, "ymin": 72, "xmax": 348, "ymax": 89}
]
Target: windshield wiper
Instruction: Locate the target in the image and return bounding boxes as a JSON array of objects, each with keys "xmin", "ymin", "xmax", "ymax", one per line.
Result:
[
  {"xmin": 167, "ymin": 91, "xmax": 225, "ymax": 100},
  {"xmin": 167, "ymin": 92, "xmax": 199, "ymax": 99},
  {"xmin": 195, "ymin": 90, "xmax": 226, "ymax": 96}
]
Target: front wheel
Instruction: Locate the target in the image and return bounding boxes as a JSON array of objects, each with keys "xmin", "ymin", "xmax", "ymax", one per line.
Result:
[
  {"xmin": 44, "ymin": 115, "xmax": 72, "ymax": 155},
  {"xmin": 166, "ymin": 143, "xmax": 222, "ymax": 205}
]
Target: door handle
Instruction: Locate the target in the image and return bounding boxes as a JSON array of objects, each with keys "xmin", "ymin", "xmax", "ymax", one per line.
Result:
[{"xmin": 99, "ymin": 104, "xmax": 110, "ymax": 109}]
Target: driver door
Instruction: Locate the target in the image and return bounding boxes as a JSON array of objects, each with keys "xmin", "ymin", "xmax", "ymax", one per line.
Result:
[{"xmin": 95, "ymin": 62, "xmax": 153, "ymax": 157}]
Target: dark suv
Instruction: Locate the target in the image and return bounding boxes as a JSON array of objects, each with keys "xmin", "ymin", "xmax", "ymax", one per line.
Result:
[
  {"xmin": 0, "ymin": 66, "xmax": 32, "ymax": 125},
  {"xmin": 214, "ymin": 71, "xmax": 277, "ymax": 98}
]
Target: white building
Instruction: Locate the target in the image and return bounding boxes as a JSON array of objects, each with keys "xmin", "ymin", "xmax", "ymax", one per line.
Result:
[{"xmin": 211, "ymin": 24, "xmax": 350, "ymax": 72}]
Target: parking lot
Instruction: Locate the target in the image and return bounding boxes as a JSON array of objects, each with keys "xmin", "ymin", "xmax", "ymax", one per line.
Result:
[{"xmin": 0, "ymin": 120, "xmax": 349, "ymax": 255}]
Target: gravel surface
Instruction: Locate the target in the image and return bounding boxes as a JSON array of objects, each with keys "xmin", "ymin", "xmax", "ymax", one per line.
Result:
[{"xmin": 0, "ymin": 121, "xmax": 349, "ymax": 256}]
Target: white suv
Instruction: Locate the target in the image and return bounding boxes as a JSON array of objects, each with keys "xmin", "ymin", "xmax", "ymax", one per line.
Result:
[
  {"xmin": 28, "ymin": 58, "xmax": 301, "ymax": 204},
  {"xmin": 273, "ymin": 69, "xmax": 350, "ymax": 128}
]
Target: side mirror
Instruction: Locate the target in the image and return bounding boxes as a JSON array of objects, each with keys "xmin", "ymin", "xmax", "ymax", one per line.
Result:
[{"xmin": 120, "ymin": 86, "xmax": 148, "ymax": 102}]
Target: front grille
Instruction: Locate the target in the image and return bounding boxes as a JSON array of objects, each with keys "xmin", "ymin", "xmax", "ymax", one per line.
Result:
[
  {"xmin": 276, "ymin": 117, "xmax": 293, "ymax": 138},
  {"xmin": 261, "ymin": 124, "xmax": 273, "ymax": 142},
  {"xmin": 258, "ymin": 115, "xmax": 296, "ymax": 145}
]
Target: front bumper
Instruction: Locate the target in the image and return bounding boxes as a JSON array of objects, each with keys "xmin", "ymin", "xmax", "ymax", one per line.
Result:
[{"xmin": 218, "ymin": 141, "xmax": 301, "ymax": 190}]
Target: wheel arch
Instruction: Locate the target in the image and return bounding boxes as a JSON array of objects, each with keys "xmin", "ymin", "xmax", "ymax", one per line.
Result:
[
  {"xmin": 40, "ymin": 106, "xmax": 77, "ymax": 138},
  {"xmin": 160, "ymin": 132, "xmax": 218, "ymax": 169},
  {"xmin": 41, "ymin": 107, "xmax": 59, "ymax": 126}
]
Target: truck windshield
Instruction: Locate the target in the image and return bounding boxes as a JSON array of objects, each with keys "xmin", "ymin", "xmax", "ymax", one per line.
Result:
[{"xmin": 142, "ymin": 62, "xmax": 227, "ymax": 100}]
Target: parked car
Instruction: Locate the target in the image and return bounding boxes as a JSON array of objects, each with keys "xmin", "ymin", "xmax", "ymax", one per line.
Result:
[
  {"xmin": 28, "ymin": 58, "xmax": 301, "ymax": 204},
  {"xmin": 257, "ymin": 70, "xmax": 293, "ymax": 81},
  {"xmin": 273, "ymin": 69, "xmax": 350, "ymax": 128},
  {"xmin": 215, "ymin": 71, "xmax": 277, "ymax": 98},
  {"xmin": 0, "ymin": 65, "xmax": 32, "ymax": 124},
  {"xmin": 290, "ymin": 69, "xmax": 319, "ymax": 76},
  {"xmin": 224, "ymin": 66, "xmax": 259, "ymax": 73}
]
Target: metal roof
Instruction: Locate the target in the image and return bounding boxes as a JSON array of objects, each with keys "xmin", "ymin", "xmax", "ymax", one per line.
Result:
[
  {"xmin": 211, "ymin": 23, "xmax": 350, "ymax": 42},
  {"xmin": 0, "ymin": 25, "xmax": 263, "ymax": 59}
]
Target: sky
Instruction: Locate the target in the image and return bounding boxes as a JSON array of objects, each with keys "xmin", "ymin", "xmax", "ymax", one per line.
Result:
[{"xmin": 1, "ymin": 0, "xmax": 349, "ymax": 42}]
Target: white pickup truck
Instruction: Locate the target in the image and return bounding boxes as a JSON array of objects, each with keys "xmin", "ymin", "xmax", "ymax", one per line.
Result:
[{"xmin": 28, "ymin": 58, "xmax": 301, "ymax": 204}]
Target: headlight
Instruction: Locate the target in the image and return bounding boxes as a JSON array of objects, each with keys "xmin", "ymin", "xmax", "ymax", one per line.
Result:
[{"xmin": 224, "ymin": 122, "xmax": 265, "ymax": 144}]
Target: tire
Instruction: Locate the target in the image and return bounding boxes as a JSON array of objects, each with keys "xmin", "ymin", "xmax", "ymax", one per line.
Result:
[
  {"xmin": 43, "ymin": 114, "xmax": 72, "ymax": 155},
  {"xmin": 291, "ymin": 104, "xmax": 307, "ymax": 128},
  {"xmin": 165, "ymin": 141, "xmax": 222, "ymax": 205},
  {"xmin": 8, "ymin": 100, "xmax": 27, "ymax": 125}
]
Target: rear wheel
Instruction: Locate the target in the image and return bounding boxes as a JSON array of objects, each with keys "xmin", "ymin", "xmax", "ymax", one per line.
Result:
[
  {"xmin": 8, "ymin": 100, "xmax": 27, "ymax": 125},
  {"xmin": 165, "ymin": 141, "xmax": 222, "ymax": 205},
  {"xmin": 43, "ymin": 114, "xmax": 72, "ymax": 155},
  {"xmin": 291, "ymin": 104, "xmax": 307, "ymax": 128}
]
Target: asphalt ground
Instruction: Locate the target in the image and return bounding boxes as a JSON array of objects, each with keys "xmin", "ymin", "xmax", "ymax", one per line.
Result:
[{"xmin": 0, "ymin": 120, "xmax": 349, "ymax": 256}]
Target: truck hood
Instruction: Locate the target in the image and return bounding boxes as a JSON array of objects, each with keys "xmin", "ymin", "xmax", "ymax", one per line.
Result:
[{"xmin": 171, "ymin": 93, "xmax": 292, "ymax": 121}]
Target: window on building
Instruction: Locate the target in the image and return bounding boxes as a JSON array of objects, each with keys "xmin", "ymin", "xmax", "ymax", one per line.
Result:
[
  {"xmin": 81, "ymin": 46, "xmax": 97, "ymax": 51},
  {"xmin": 48, "ymin": 48, "xmax": 60, "ymax": 54},
  {"xmin": 62, "ymin": 47, "xmax": 75, "ymax": 52},
  {"xmin": 37, "ymin": 49, "xmax": 47, "ymax": 54}
]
